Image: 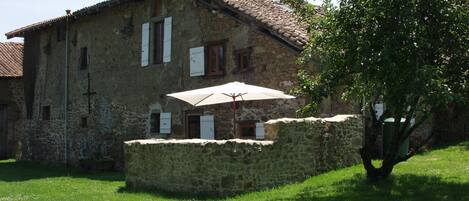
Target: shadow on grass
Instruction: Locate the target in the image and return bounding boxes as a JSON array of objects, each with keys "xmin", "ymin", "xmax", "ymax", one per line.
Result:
[
  {"xmin": 430, "ymin": 140, "xmax": 469, "ymax": 151},
  {"xmin": 276, "ymin": 174, "xmax": 469, "ymax": 201},
  {"xmin": 117, "ymin": 186, "xmax": 222, "ymax": 201},
  {"xmin": 0, "ymin": 160, "xmax": 123, "ymax": 182},
  {"xmin": 115, "ymin": 174, "xmax": 469, "ymax": 201}
]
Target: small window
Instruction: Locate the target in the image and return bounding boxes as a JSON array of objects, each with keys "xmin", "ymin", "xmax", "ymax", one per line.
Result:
[
  {"xmin": 80, "ymin": 47, "xmax": 88, "ymax": 69},
  {"xmin": 153, "ymin": 21, "xmax": 164, "ymax": 65},
  {"xmin": 239, "ymin": 121, "xmax": 256, "ymax": 138},
  {"xmin": 57, "ymin": 25, "xmax": 66, "ymax": 42},
  {"xmin": 235, "ymin": 48, "xmax": 252, "ymax": 72},
  {"xmin": 42, "ymin": 106, "xmax": 51, "ymax": 120},
  {"xmin": 81, "ymin": 117, "xmax": 88, "ymax": 128},
  {"xmin": 206, "ymin": 42, "xmax": 225, "ymax": 76},
  {"xmin": 150, "ymin": 113, "xmax": 161, "ymax": 133},
  {"xmin": 153, "ymin": 0, "xmax": 162, "ymax": 17}
]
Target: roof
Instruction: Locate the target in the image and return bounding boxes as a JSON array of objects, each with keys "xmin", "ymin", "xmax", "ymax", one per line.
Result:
[
  {"xmin": 212, "ymin": 0, "xmax": 309, "ymax": 49},
  {"xmin": 4, "ymin": 0, "xmax": 140, "ymax": 39},
  {"xmin": 5, "ymin": 15, "xmax": 68, "ymax": 40},
  {"xmin": 0, "ymin": 42, "xmax": 23, "ymax": 78},
  {"xmin": 5, "ymin": 0, "xmax": 313, "ymax": 50}
]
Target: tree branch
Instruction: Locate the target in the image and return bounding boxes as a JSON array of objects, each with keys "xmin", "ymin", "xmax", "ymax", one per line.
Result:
[{"xmin": 394, "ymin": 127, "xmax": 435, "ymax": 165}]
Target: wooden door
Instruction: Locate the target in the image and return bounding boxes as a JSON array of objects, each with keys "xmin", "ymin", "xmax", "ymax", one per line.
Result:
[
  {"xmin": 187, "ymin": 115, "xmax": 200, "ymax": 139},
  {"xmin": 0, "ymin": 105, "xmax": 7, "ymax": 159}
]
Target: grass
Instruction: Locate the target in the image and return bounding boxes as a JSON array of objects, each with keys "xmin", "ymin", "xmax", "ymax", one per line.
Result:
[{"xmin": 0, "ymin": 141, "xmax": 468, "ymax": 201}]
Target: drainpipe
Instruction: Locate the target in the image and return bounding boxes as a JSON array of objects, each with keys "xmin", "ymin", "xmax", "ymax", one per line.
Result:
[{"xmin": 64, "ymin": 9, "xmax": 71, "ymax": 169}]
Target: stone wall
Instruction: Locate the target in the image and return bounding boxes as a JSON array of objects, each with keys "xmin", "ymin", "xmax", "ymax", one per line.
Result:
[
  {"xmin": 0, "ymin": 78, "xmax": 24, "ymax": 159},
  {"xmin": 124, "ymin": 115, "xmax": 363, "ymax": 196},
  {"xmin": 433, "ymin": 104, "xmax": 469, "ymax": 144}
]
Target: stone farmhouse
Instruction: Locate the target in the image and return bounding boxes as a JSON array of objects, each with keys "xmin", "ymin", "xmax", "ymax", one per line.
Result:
[
  {"xmin": 0, "ymin": 42, "xmax": 24, "ymax": 159},
  {"xmin": 5, "ymin": 0, "xmax": 357, "ymax": 168}
]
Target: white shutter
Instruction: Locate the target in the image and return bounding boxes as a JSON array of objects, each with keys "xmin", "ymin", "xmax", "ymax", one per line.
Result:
[
  {"xmin": 374, "ymin": 103, "xmax": 384, "ymax": 120},
  {"xmin": 163, "ymin": 17, "xmax": 172, "ymax": 63},
  {"xmin": 141, "ymin": 23, "xmax": 150, "ymax": 67},
  {"xmin": 160, "ymin": 113, "xmax": 171, "ymax": 134},
  {"xmin": 256, "ymin": 123, "xmax": 265, "ymax": 140},
  {"xmin": 200, "ymin": 115, "xmax": 214, "ymax": 139},
  {"xmin": 190, "ymin": 47, "xmax": 205, "ymax": 76}
]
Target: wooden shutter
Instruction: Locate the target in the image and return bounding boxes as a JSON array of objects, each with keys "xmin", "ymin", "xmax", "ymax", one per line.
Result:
[
  {"xmin": 200, "ymin": 115, "xmax": 214, "ymax": 139},
  {"xmin": 190, "ymin": 47, "xmax": 205, "ymax": 76},
  {"xmin": 160, "ymin": 112, "xmax": 171, "ymax": 134},
  {"xmin": 256, "ymin": 123, "xmax": 265, "ymax": 140},
  {"xmin": 141, "ymin": 23, "xmax": 150, "ymax": 67},
  {"xmin": 163, "ymin": 17, "xmax": 172, "ymax": 63}
]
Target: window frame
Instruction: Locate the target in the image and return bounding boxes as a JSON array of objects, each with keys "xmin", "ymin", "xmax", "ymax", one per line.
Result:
[
  {"xmin": 234, "ymin": 47, "xmax": 253, "ymax": 73},
  {"xmin": 238, "ymin": 120, "xmax": 257, "ymax": 138},
  {"xmin": 80, "ymin": 47, "xmax": 88, "ymax": 70},
  {"xmin": 42, "ymin": 106, "xmax": 51, "ymax": 121},
  {"xmin": 184, "ymin": 109, "xmax": 204, "ymax": 139},
  {"xmin": 205, "ymin": 40, "xmax": 227, "ymax": 77},
  {"xmin": 150, "ymin": 112, "xmax": 161, "ymax": 134},
  {"xmin": 80, "ymin": 117, "xmax": 88, "ymax": 128},
  {"xmin": 57, "ymin": 25, "xmax": 66, "ymax": 42},
  {"xmin": 152, "ymin": 21, "xmax": 164, "ymax": 65}
]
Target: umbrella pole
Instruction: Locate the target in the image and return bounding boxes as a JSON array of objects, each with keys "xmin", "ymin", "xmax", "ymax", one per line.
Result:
[{"xmin": 232, "ymin": 97, "xmax": 236, "ymax": 138}]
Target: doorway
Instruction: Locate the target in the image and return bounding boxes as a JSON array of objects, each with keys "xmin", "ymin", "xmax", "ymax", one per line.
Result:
[
  {"xmin": 0, "ymin": 105, "xmax": 8, "ymax": 159},
  {"xmin": 186, "ymin": 114, "xmax": 201, "ymax": 139}
]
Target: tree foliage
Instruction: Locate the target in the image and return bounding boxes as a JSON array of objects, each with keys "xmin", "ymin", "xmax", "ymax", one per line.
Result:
[{"xmin": 284, "ymin": 0, "xmax": 468, "ymax": 178}]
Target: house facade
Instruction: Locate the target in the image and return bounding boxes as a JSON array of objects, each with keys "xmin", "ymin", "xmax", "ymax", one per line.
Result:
[
  {"xmin": 6, "ymin": 0, "xmax": 357, "ymax": 168},
  {"xmin": 0, "ymin": 42, "xmax": 24, "ymax": 159}
]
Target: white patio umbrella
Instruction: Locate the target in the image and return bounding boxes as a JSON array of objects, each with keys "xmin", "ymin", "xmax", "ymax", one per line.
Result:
[{"xmin": 167, "ymin": 81, "xmax": 295, "ymax": 136}]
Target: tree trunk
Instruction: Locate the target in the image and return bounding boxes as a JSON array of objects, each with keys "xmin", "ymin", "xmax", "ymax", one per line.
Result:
[
  {"xmin": 361, "ymin": 137, "xmax": 399, "ymax": 179},
  {"xmin": 360, "ymin": 107, "xmax": 402, "ymax": 180}
]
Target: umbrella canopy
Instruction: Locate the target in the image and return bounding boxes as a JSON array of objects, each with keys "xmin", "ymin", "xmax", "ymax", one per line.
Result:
[{"xmin": 167, "ymin": 82, "xmax": 295, "ymax": 106}]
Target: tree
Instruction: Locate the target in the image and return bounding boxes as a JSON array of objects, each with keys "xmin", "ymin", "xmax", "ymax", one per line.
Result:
[{"xmin": 284, "ymin": 0, "xmax": 468, "ymax": 179}]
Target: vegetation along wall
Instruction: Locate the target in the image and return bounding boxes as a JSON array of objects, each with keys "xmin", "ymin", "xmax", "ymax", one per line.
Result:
[{"xmin": 124, "ymin": 115, "xmax": 363, "ymax": 196}]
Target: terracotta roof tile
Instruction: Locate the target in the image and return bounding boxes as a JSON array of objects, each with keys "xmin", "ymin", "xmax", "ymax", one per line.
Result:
[
  {"xmin": 205, "ymin": 0, "xmax": 311, "ymax": 49},
  {"xmin": 0, "ymin": 42, "xmax": 23, "ymax": 78}
]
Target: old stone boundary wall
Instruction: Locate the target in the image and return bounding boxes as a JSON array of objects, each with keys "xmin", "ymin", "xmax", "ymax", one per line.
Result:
[{"xmin": 124, "ymin": 115, "xmax": 363, "ymax": 196}]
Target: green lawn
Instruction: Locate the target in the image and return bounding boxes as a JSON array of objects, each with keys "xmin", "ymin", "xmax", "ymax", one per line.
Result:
[{"xmin": 1, "ymin": 142, "xmax": 468, "ymax": 201}]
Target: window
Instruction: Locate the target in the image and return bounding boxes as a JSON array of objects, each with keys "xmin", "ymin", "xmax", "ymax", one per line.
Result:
[
  {"xmin": 81, "ymin": 117, "xmax": 88, "ymax": 128},
  {"xmin": 150, "ymin": 113, "xmax": 160, "ymax": 133},
  {"xmin": 80, "ymin": 47, "xmax": 88, "ymax": 70},
  {"xmin": 42, "ymin": 106, "xmax": 51, "ymax": 120},
  {"xmin": 153, "ymin": 0, "xmax": 162, "ymax": 17},
  {"xmin": 235, "ymin": 48, "xmax": 252, "ymax": 72},
  {"xmin": 153, "ymin": 21, "xmax": 164, "ymax": 65},
  {"xmin": 239, "ymin": 121, "xmax": 256, "ymax": 138},
  {"xmin": 141, "ymin": 17, "xmax": 172, "ymax": 67},
  {"xmin": 57, "ymin": 25, "xmax": 66, "ymax": 42},
  {"xmin": 206, "ymin": 42, "xmax": 225, "ymax": 76}
]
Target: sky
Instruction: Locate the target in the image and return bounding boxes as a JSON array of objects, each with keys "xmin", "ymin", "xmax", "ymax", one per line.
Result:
[{"xmin": 0, "ymin": 0, "xmax": 324, "ymax": 42}]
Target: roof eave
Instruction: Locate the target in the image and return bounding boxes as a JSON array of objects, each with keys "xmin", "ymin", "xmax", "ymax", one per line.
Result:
[{"xmin": 196, "ymin": 0, "xmax": 305, "ymax": 52}]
